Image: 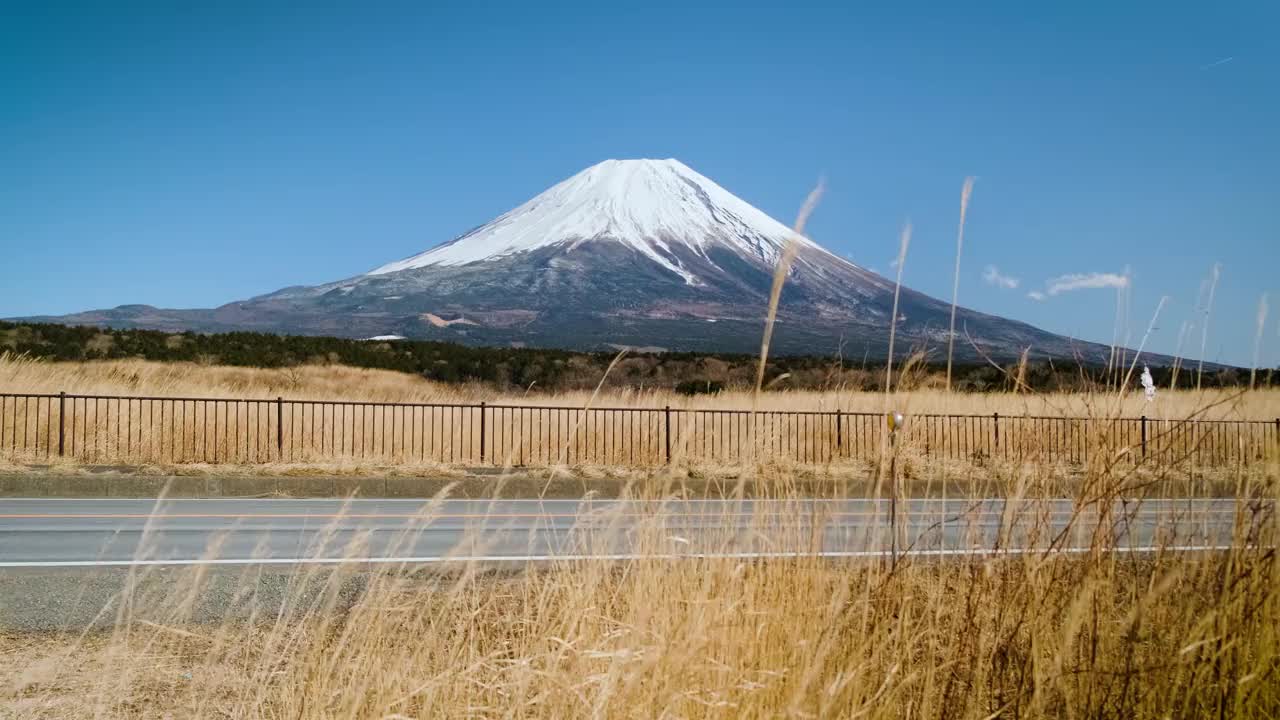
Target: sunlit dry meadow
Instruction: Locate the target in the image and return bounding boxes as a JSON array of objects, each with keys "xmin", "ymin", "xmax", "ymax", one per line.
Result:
[
  {"xmin": 2, "ymin": 355, "xmax": 1276, "ymax": 479},
  {"xmin": 4, "ymin": 353, "xmax": 1278, "ymax": 418},
  {"xmin": 2, "ymin": 353, "xmax": 1278, "ymax": 718},
  {"xmin": 1, "ymin": 466, "xmax": 1277, "ymax": 718}
]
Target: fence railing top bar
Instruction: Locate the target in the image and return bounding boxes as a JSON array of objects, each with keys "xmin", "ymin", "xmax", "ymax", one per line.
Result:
[
  {"xmin": 909, "ymin": 411, "xmax": 1270, "ymax": 425},
  {"xmin": 912, "ymin": 412, "xmax": 1086, "ymax": 422},
  {"xmin": 1106, "ymin": 415, "xmax": 1268, "ymax": 425},
  {"xmin": 281, "ymin": 399, "xmax": 480, "ymax": 410},
  {"xmin": 0, "ymin": 390, "xmax": 1276, "ymax": 425},
  {"xmin": 485, "ymin": 403, "xmax": 655, "ymax": 412},
  {"xmin": 910, "ymin": 412, "xmax": 1083, "ymax": 421},
  {"xmin": 0, "ymin": 392, "xmax": 286, "ymax": 403},
  {"xmin": 465, "ymin": 404, "xmax": 858, "ymax": 415},
  {"xmin": 0, "ymin": 392, "xmax": 482, "ymax": 409},
  {"xmin": 683, "ymin": 408, "xmax": 846, "ymax": 417}
]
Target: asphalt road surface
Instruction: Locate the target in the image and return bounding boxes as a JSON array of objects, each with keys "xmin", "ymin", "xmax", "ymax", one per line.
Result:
[{"xmin": 0, "ymin": 497, "xmax": 1261, "ymax": 567}]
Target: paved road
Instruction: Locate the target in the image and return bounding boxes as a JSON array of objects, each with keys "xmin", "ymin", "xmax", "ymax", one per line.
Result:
[{"xmin": 0, "ymin": 497, "xmax": 1261, "ymax": 567}]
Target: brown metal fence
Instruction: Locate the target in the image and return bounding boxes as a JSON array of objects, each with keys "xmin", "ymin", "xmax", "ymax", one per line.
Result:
[{"xmin": 1, "ymin": 392, "xmax": 1277, "ymax": 468}]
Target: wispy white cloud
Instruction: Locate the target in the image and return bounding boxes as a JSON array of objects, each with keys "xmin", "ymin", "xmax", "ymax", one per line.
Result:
[
  {"xmin": 982, "ymin": 265, "xmax": 1019, "ymax": 290},
  {"xmin": 1200, "ymin": 56, "xmax": 1234, "ymax": 70},
  {"xmin": 1027, "ymin": 291, "xmax": 1046, "ymax": 301},
  {"xmin": 1045, "ymin": 272, "xmax": 1130, "ymax": 296}
]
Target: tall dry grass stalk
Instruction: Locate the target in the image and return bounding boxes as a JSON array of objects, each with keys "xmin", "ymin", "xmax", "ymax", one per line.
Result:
[
  {"xmin": 745, "ymin": 177, "xmax": 823, "ymax": 479},
  {"xmin": 1119, "ymin": 265, "xmax": 1133, "ymax": 368},
  {"xmin": 554, "ymin": 348, "xmax": 627, "ymax": 468},
  {"xmin": 1171, "ymin": 319, "xmax": 1191, "ymax": 390},
  {"xmin": 945, "ymin": 176, "xmax": 976, "ymax": 393},
  {"xmin": 883, "ymin": 221, "xmax": 912, "ymax": 399},
  {"xmin": 1014, "ymin": 346, "xmax": 1030, "ymax": 393},
  {"xmin": 753, "ymin": 178, "xmax": 825, "ymax": 396},
  {"xmin": 1112, "ymin": 295, "xmax": 1168, "ymax": 415},
  {"xmin": 1198, "ymin": 262, "xmax": 1222, "ymax": 391},
  {"xmin": 1253, "ymin": 292, "xmax": 1269, "ymax": 390},
  {"xmin": 877, "ymin": 221, "xmax": 914, "ymax": 548},
  {"xmin": 1105, "ymin": 271, "xmax": 1132, "ymax": 391}
]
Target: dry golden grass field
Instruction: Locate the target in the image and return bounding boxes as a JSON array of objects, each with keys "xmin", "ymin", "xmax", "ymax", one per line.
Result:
[
  {"xmin": 2, "ymin": 355, "xmax": 1278, "ymax": 718},
  {"xmin": 2, "ymin": 355, "xmax": 1277, "ymax": 483},
  {"xmin": 1, "ymin": 481, "xmax": 1276, "ymax": 718},
  {"xmin": 4, "ymin": 353, "xmax": 1279, "ymax": 417}
]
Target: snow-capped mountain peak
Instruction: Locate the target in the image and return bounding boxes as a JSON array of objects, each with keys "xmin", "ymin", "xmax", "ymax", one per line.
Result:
[
  {"xmin": 366, "ymin": 158, "xmax": 817, "ymax": 283},
  {"xmin": 27, "ymin": 158, "xmax": 1130, "ymax": 363}
]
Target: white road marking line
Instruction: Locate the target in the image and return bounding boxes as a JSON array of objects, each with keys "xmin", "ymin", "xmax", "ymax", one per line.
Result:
[
  {"xmin": 1, "ymin": 497, "xmax": 1245, "ymax": 503},
  {"xmin": 0, "ymin": 544, "xmax": 1251, "ymax": 568}
]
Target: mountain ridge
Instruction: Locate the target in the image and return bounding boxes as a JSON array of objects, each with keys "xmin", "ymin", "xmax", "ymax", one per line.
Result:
[{"xmin": 11, "ymin": 158, "xmax": 1170, "ymax": 364}]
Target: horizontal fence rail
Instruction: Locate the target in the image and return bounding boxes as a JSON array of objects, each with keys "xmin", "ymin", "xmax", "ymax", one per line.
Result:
[{"xmin": 1, "ymin": 392, "xmax": 1277, "ymax": 469}]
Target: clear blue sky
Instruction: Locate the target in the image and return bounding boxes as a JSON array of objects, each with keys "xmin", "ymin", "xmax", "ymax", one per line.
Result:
[{"xmin": 3, "ymin": 1, "xmax": 1276, "ymax": 366}]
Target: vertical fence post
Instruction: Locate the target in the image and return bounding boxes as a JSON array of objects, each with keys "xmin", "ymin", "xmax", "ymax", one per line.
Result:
[
  {"xmin": 889, "ymin": 424, "xmax": 898, "ymax": 568},
  {"xmin": 664, "ymin": 405, "xmax": 672, "ymax": 465},
  {"xmin": 276, "ymin": 396, "xmax": 284, "ymax": 460},
  {"xmin": 58, "ymin": 391, "xmax": 66, "ymax": 457},
  {"xmin": 479, "ymin": 401, "xmax": 487, "ymax": 463},
  {"xmin": 1140, "ymin": 415, "xmax": 1147, "ymax": 458},
  {"xmin": 835, "ymin": 410, "xmax": 843, "ymax": 455},
  {"xmin": 993, "ymin": 412, "xmax": 999, "ymax": 454}
]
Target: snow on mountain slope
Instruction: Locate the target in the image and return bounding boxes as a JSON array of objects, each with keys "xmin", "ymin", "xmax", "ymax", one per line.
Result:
[
  {"xmin": 19, "ymin": 157, "xmax": 1149, "ymax": 363},
  {"xmin": 367, "ymin": 158, "xmax": 823, "ymax": 284}
]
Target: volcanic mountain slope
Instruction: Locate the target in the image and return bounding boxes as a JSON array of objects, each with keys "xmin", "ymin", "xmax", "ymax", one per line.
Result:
[{"xmin": 23, "ymin": 159, "xmax": 1124, "ymax": 361}]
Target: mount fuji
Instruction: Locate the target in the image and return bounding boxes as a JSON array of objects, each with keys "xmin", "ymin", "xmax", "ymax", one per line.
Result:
[{"xmin": 22, "ymin": 159, "xmax": 1119, "ymax": 361}]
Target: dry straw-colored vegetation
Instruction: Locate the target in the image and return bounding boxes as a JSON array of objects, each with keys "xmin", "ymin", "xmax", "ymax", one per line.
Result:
[
  {"xmin": 1, "ymin": 473, "xmax": 1277, "ymax": 718},
  {"xmin": 3, "ymin": 183, "xmax": 1278, "ymax": 718},
  {"xmin": 2, "ymin": 355, "xmax": 1276, "ymax": 483},
  {"xmin": 5, "ymin": 353, "xmax": 1279, "ymax": 418},
  {"xmin": 1, "ymin": 355, "xmax": 1278, "ymax": 717}
]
